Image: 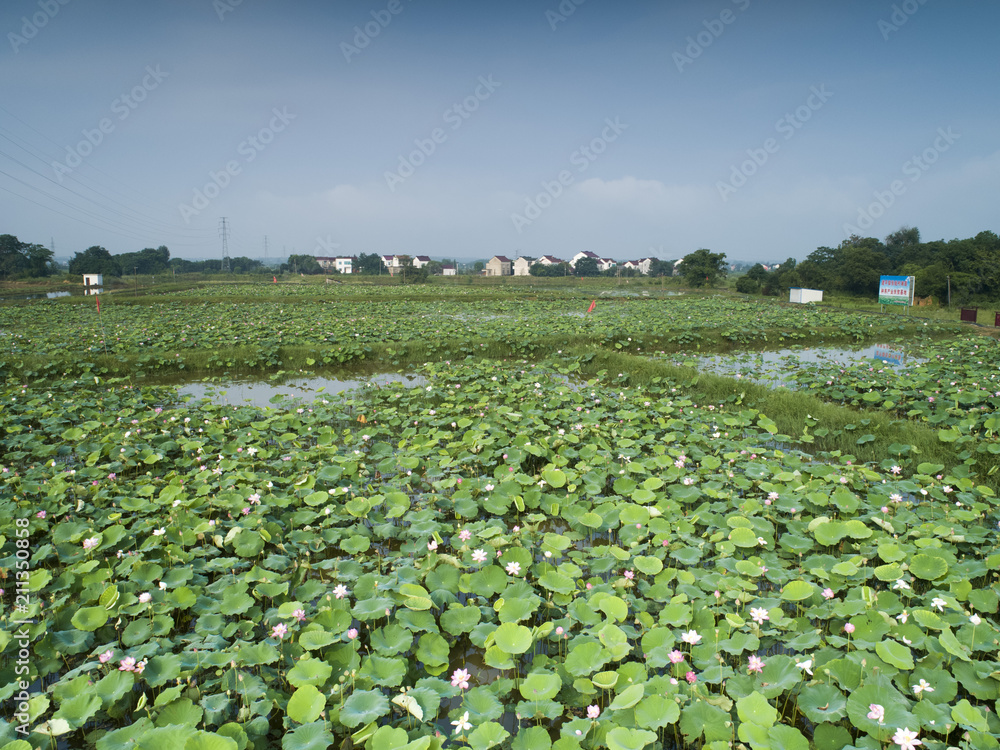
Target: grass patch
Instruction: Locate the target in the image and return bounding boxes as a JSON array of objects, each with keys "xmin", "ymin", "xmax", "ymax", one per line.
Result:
[{"xmin": 576, "ymin": 349, "xmax": 999, "ymax": 487}]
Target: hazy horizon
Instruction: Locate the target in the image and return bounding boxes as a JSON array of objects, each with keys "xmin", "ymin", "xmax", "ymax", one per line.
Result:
[{"xmin": 2, "ymin": 1, "xmax": 997, "ymax": 264}]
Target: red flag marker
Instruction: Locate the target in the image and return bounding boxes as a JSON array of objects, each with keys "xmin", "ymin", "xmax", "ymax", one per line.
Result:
[{"xmin": 586, "ymin": 299, "xmax": 596, "ymax": 314}]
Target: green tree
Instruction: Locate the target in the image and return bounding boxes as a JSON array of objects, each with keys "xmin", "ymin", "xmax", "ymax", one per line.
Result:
[
  {"xmin": 355, "ymin": 253, "xmax": 384, "ymax": 275},
  {"xmin": 745, "ymin": 263, "xmax": 768, "ymax": 283},
  {"xmin": 0, "ymin": 234, "xmax": 27, "ymax": 279},
  {"xmin": 281, "ymin": 254, "xmax": 322, "ymax": 274},
  {"xmin": 0, "ymin": 235, "xmax": 54, "ymax": 278},
  {"xmin": 735, "ymin": 276, "xmax": 759, "ymax": 294},
  {"xmin": 837, "ymin": 245, "xmax": 887, "ymax": 295},
  {"xmin": 678, "ymin": 248, "xmax": 727, "ymax": 287},
  {"xmin": 574, "ymin": 257, "xmax": 600, "ymax": 277},
  {"xmin": 647, "ymin": 258, "xmax": 673, "ymax": 277},
  {"xmin": 69, "ymin": 246, "xmax": 120, "ymax": 276},
  {"xmin": 473, "ymin": 261, "xmax": 485, "ymax": 273}
]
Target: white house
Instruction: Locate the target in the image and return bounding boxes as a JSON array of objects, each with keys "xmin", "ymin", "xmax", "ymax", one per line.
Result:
[
  {"xmin": 537, "ymin": 255, "xmax": 563, "ymax": 267},
  {"xmin": 441, "ymin": 265, "xmax": 456, "ymax": 276},
  {"xmin": 485, "ymin": 255, "xmax": 512, "ymax": 276},
  {"xmin": 635, "ymin": 258, "xmax": 653, "ymax": 275},
  {"xmin": 597, "ymin": 257, "xmax": 616, "ymax": 272},
  {"xmin": 83, "ymin": 273, "xmax": 103, "ymax": 287},
  {"xmin": 411, "ymin": 255, "xmax": 432, "ymax": 269},
  {"xmin": 570, "ymin": 251, "xmax": 599, "ymax": 268},
  {"xmin": 512, "ymin": 257, "xmax": 535, "ymax": 276},
  {"xmin": 315, "ymin": 256, "xmax": 353, "ymax": 274}
]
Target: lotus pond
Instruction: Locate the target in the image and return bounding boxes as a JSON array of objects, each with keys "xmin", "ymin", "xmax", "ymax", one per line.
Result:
[{"xmin": 3, "ymin": 290, "xmax": 1000, "ymax": 750}]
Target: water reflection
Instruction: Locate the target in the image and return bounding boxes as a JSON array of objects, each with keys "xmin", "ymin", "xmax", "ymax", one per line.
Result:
[
  {"xmin": 178, "ymin": 372, "xmax": 428, "ymax": 408},
  {"xmin": 689, "ymin": 343, "xmax": 924, "ymax": 390},
  {"xmin": 0, "ymin": 290, "xmax": 75, "ymax": 301}
]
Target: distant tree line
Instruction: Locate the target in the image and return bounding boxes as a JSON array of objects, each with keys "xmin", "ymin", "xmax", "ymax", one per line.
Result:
[
  {"xmin": 737, "ymin": 228, "xmax": 1000, "ymax": 303},
  {"xmin": 66, "ymin": 245, "xmax": 270, "ymax": 277},
  {"xmin": 0, "ymin": 234, "xmax": 56, "ymax": 279}
]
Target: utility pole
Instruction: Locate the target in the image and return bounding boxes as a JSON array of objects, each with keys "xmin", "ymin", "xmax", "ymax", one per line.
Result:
[
  {"xmin": 219, "ymin": 217, "xmax": 231, "ymax": 272},
  {"xmin": 264, "ymin": 235, "xmax": 269, "ymax": 262},
  {"xmin": 947, "ymin": 276, "xmax": 951, "ymax": 308},
  {"xmin": 134, "ymin": 266, "xmax": 138, "ymax": 297}
]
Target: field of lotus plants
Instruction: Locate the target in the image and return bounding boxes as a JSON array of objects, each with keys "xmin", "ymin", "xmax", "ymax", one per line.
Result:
[{"xmin": 2, "ymin": 284, "xmax": 1000, "ymax": 750}]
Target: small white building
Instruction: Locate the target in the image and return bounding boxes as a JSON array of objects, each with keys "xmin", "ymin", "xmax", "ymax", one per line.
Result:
[
  {"xmin": 315, "ymin": 256, "xmax": 353, "ymax": 274},
  {"xmin": 789, "ymin": 288, "xmax": 823, "ymax": 304},
  {"xmin": 512, "ymin": 257, "xmax": 535, "ymax": 276},
  {"xmin": 570, "ymin": 251, "xmax": 599, "ymax": 268},
  {"xmin": 441, "ymin": 265, "xmax": 456, "ymax": 276},
  {"xmin": 411, "ymin": 255, "xmax": 432, "ymax": 269},
  {"xmin": 83, "ymin": 274, "xmax": 103, "ymax": 287}
]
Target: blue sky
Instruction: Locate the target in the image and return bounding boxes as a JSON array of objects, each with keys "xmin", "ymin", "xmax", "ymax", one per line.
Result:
[{"xmin": 1, "ymin": 0, "xmax": 997, "ymax": 264}]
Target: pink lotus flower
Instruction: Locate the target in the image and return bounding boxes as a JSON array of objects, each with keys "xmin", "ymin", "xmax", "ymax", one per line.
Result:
[
  {"xmin": 458, "ymin": 529, "xmax": 472, "ymax": 542},
  {"xmin": 347, "ymin": 628, "xmax": 359, "ymax": 640},
  {"xmin": 844, "ymin": 623, "xmax": 855, "ymax": 634},
  {"xmin": 99, "ymin": 650, "xmax": 114, "ymax": 664},
  {"xmin": 867, "ymin": 703, "xmax": 885, "ymax": 723},
  {"xmin": 271, "ymin": 623, "xmax": 287, "ymax": 639},
  {"xmin": 292, "ymin": 608, "xmax": 306, "ymax": 622},
  {"xmin": 668, "ymin": 649, "xmax": 684, "ymax": 664},
  {"xmin": 822, "ymin": 588, "xmax": 834, "ymax": 600},
  {"xmin": 891, "ymin": 727, "xmax": 921, "ymax": 750},
  {"xmin": 119, "ymin": 657, "xmax": 136, "ymax": 672},
  {"xmin": 685, "ymin": 671, "xmax": 696, "ymax": 684},
  {"xmin": 505, "ymin": 561, "xmax": 521, "ymax": 576},
  {"xmin": 36, "ymin": 510, "xmax": 46, "ymax": 519},
  {"xmin": 747, "ymin": 655, "xmax": 765, "ymax": 674},
  {"xmin": 587, "ymin": 705, "xmax": 600, "ymax": 719},
  {"xmin": 450, "ymin": 668, "xmax": 471, "ymax": 689}
]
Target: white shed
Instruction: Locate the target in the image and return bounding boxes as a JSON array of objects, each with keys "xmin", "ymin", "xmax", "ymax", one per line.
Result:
[
  {"xmin": 83, "ymin": 274, "xmax": 103, "ymax": 287},
  {"xmin": 789, "ymin": 288, "xmax": 823, "ymax": 304}
]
